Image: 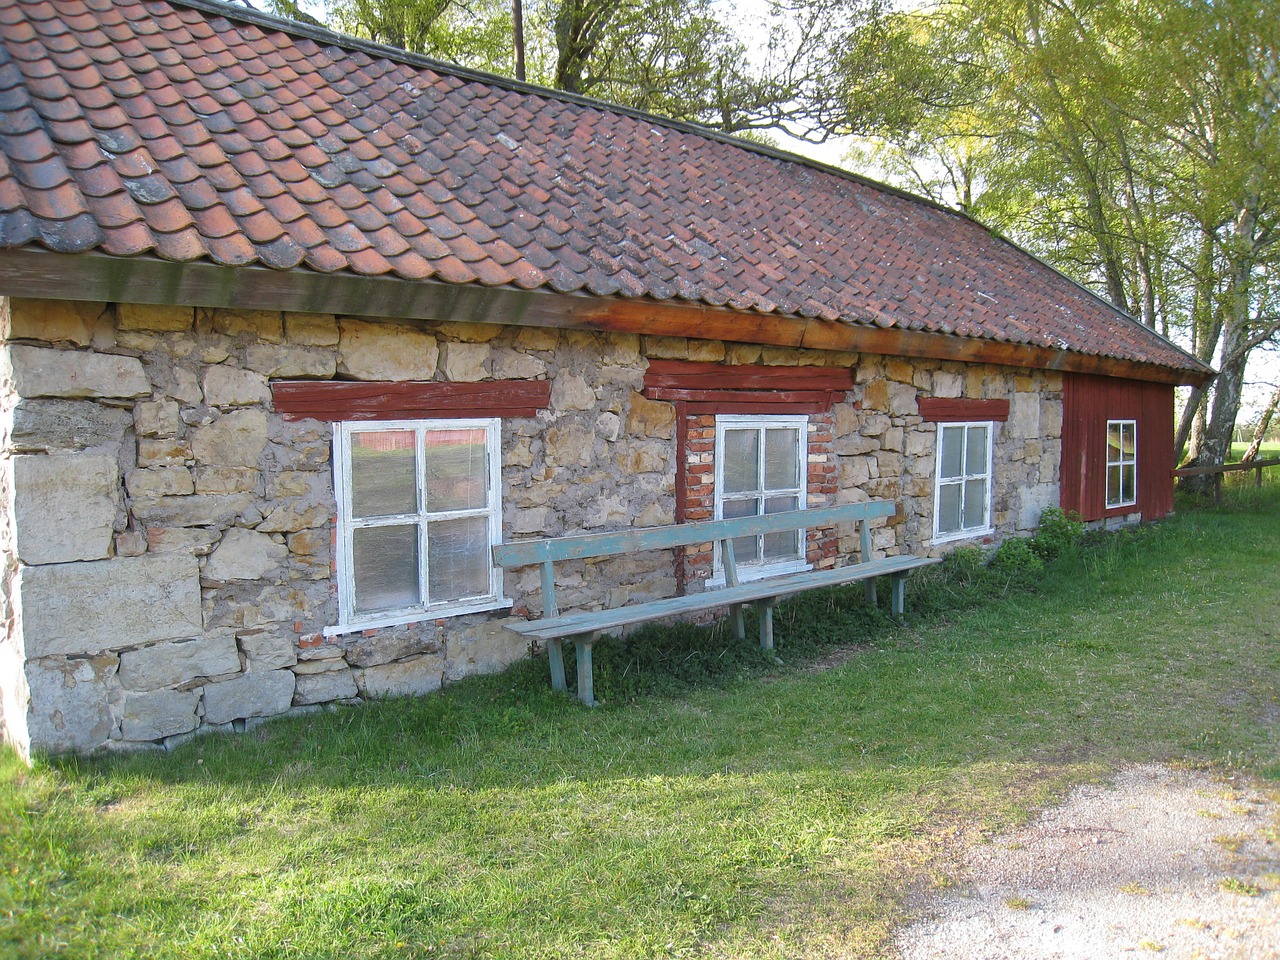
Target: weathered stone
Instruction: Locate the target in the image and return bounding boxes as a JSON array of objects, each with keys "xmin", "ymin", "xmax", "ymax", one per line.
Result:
[
  {"xmin": 337, "ymin": 319, "xmax": 439, "ymax": 380},
  {"xmin": 125, "ymin": 466, "xmax": 195, "ymax": 499},
  {"xmin": 687, "ymin": 339, "xmax": 726, "ymax": 362},
  {"xmin": 514, "ymin": 326, "xmax": 559, "ymax": 350},
  {"xmin": 202, "ymin": 365, "xmax": 270, "ymax": 408},
  {"xmin": 625, "ymin": 391, "xmax": 675, "ymax": 439},
  {"xmin": 137, "ymin": 438, "xmax": 192, "ymax": 467},
  {"xmin": 297, "ymin": 643, "xmax": 344, "ymax": 662},
  {"xmin": 243, "ymin": 343, "xmax": 337, "ymax": 378},
  {"xmin": 8, "ymin": 345, "xmax": 150, "ymax": 399},
  {"xmin": 1006, "ymin": 392, "xmax": 1041, "ymax": 439},
  {"xmin": 905, "ymin": 429, "xmax": 934, "ymax": 457},
  {"xmin": 145, "ymin": 527, "xmax": 220, "ymax": 555},
  {"xmin": 545, "ymin": 423, "xmax": 594, "ymax": 467},
  {"xmin": 117, "ymin": 303, "xmax": 194, "ymax": 332},
  {"xmin": 596, "ymin": 412, "xmax": 621, "ymax": 442},
  {"xmin": 8, "ymin": 398, "xmax": 132, "ymax": 453},
  {"xmin": 343, "ymin": 630, "xmax": 442, "ymax": 669},
  {"xmin": 134, "ymin": 398, "xmax": 181, "ymax": 437},
  {"xmin": 212, "ymin": 308, "xmax": 283, "ymax": 342},
  {"xmin": 642, "ymin": 336, "xmax": 689, "ymax": 359},
  {"xmin": 117, "ymin": 634, "xmax": 240, "ymax": 691},
  {"xmin": 293, "ymin": 667, "xmax": 358, "ymax": 705},
  {"xmin": 204, "ymin": 528, "xmax": 288, "ymax": 582},
  {"xmin": 202, "ymin": 669, "xmax": 295, "ymax": 724},
  {"xmin": 839, "ymin": 456, "xmax": 872, "ymax": 487},
  {"xmin": 440, "ymin": 341, "xmax": 490, "ymax": 381},
  {"xmin": 887, "ymin": 381, "xmax": 918, "ymax": 417},
  {"xmin": 354, "ymin": 653, "xmax": 444, "ymax": 698},
  {"xmin": 238, "ymin": 629, "xmax": 298, "ymax": 670},
  {"xmin": 190, "ymin": 410, "xmax": 269, "ymax": 467},
  {"xmin": 24, "ymin": 654, "xmax": 117, "ymax": 754},
  {"xmin": 552, "ymin": 372, "xmax": 595, "ymax": 411},
  {"xmin": 131, "ymin": 494, "xmax": 252, "ymax": 528},
  {"xmin": 286, "ymin": 528, "xmax": 328, "ymax": 556},
  {"xmin": 268, "ymin": 471, "xmax": 316, "ymax": 498},
  {"xmin": 510, "ymin": 506, "xmax": 550, "ymax": 535},
  {"xmin": 933, "ymin": 370, "xmax": 964, "ymax": 398},
  {"xmin": 1041, "ymin": 399, "xmax": 1064, "ymax": 438},
  {"xmin": 115, "ymin": 530, "xmax": 147, "ymax": 557},
  {"xmin": 283, "ymin": 312, "xmax": 339, "ymax": 346},
  {"xmin": 119, "ymin": 688, "xmax": 201, "ymax": 741},
  {"xmin": 437, "ymin": 320, "xmax": 504, "ymax": 343},
  {"xmin": 490, "ymin": 349, "xmax": 547, "ymax": 379},
  {"xmin": 194, "ymin": 466, "xmax": 259, "ymax": 495},
  {"xmin": 12, "ymin": 453, "xmax": 119, "ymax": 565},
  {"xmin": 18, "ymin": 553, "xmax": 202, "ymax": 658},
  {"xmin": 203, "ymin": 581, "xmax": 320, "ymax": 630},
  {"xmin": 444, "ymin": 622, "xmax": 528, "ymax": 682},
  {"xmin": 7, "ymin": 298, "xmax": 101, "ymax": 345},
  {"xmin": 257, "ymin": 500, "xmax": 331, "ymax": 534}
]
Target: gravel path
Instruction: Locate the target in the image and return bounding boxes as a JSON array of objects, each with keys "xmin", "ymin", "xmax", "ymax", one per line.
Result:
[{"xmin": 894, "ymin": 765, "xmax": 1280, "ymax": 959}]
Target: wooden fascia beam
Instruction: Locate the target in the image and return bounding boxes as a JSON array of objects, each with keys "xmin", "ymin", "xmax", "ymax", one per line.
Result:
[{"xmin": 0, "ymin": 249, "xmax": 1213, "ymax": 388}]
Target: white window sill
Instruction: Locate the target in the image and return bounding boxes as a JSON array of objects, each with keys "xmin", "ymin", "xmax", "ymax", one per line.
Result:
[
  {"xmin": 705, "ymin": 559, "xmax": 812, "ymax": 590},
  {"xmin": 324, "ymin": 596, "xmax": 513, "ymax": 637},
  {"xmin": 931, "ymin": 526, "xmax": 994, "ymax": 546}
]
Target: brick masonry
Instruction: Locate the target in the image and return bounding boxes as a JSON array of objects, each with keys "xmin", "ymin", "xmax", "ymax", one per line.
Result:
[{"xmin": 0, "ymin": 297, "xmax": 1062, "ymax": 757}]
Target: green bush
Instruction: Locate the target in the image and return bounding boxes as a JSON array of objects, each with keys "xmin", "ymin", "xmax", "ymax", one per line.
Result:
[
  {"xmin": 989, "ymin": 535, "xmax": 1045, "ymax": 576},
  {"xmin": 1031, "ymin": 506, "xmax": 1085, "ymax": 560}
]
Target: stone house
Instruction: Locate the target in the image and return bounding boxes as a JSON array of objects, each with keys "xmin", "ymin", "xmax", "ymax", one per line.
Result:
[{"xmin": 0, "ymin": 0, "xmax": 1211, "ymax": 757}]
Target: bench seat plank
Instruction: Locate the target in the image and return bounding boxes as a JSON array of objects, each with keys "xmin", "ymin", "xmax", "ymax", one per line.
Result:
[{"xmin": 507, "ymin": 554, "xmax": 940, "ymax": 642}]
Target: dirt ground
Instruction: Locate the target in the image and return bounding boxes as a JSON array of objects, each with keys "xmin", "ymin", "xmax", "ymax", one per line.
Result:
[{"xmin": 893, "ymin": 765, "xmax": 1280, "ymax": 959}]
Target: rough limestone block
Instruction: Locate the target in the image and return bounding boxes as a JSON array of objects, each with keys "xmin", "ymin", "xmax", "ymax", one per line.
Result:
[
  {"xmin": 551, "ymin": 372, "xmax": 595, "ymax": 411},
  {"xmin": 202, "ymin": 669, "xmax": 295, "ymax": 724},
  {"xmin": 145, "ymin": 527, "xmax": 221, "ymax": 555},
  {"xmin": 8, "ymin": 398, "xmax": 132, "ymax": 453},
  {"xmin": 343, "ymin": 629, "xmax": 442, "ymax": 668},
  {"xmin": 440, "ymin": 341, "xmax": 490, "ymax": 382},
  {"xmin": 545, "ymin": 423, "xmax": 595, "ymax": 467},
  {"xmin": 490, "ymin": 349, "xmax": 547, "ymax": 379},
  {"xmin": 1007, "ymin": 392, "xmax": 1041, "ymax": 439},
  {"xmin": 6, "ymin": 298, "xmax": 101, "ymax": 345},
  {"xmin": 18, "ymin": 553, "xmax": 203, "ymax": 658},
  {"xmin": 124, "ymin": 466, "xmax": 195, "ymax": 499},
  {"xmin": 119, "ymin": 688, "xmax": 200, "ymax": 741},
  {"xmin": 354, "ymin": 653, "xmax": 444, "ymax": 698},
  {"xmin": 130, "ymin": 494, "xmax": 252, "ymax": 528},
  {"xmin": 625, "ymin": 391, "xmax": 675, "ymax": 439},
  {"xmin": 8, "ymin": 345, "xmax": 150, "ymax": 399},
  {"xmin": 337, "ymin": 319, "xmax": 439, "ymax": 381},
  {"xmin": 202, "ymin": 365, "xmax": 270, "ymax": 408},
  {"xmin": 238, "ymin": 629, "xmax": 298, "ymax": 671},
  {"xmin": 283, "ymin": 312, "xmax": 340, "ymax": 346},
  {"xmin": 24, "ymin": 654, "xmax": 117, "ymax": 755},
  {"xmin": 293, "ymin": 667, "xmax": 358, "ymax": 705},
  {"xmin": 12, "ymin": 453, "xmax": 119, "ymax": 565},
  {"xmin": 117, "ymin": 634, "xmax": 241, "ymax": 691},
  {"xmin": 444, "ymin": 622, "xmax": 528, "ymax": 682},
  {"xmin": 203, "ymin": 528, "xmax": 288, "ymax": 582},
  {"xmin": 134, "ymin": 398, "xmax": 181, "ymax": 438},
  {"xmin": 242, "ymin": 343, "xmax": 337, "ymax": 378},
  {"xmin": 136, "ymin": 438, "xmax": 192, "ymax": 468},
  {"xmin": 190, "ymin": 410, "xmax": 268, "ymax": 467},
  {"xmin": 117, "ymin": 304, "xmax": 194, "ymax": 332}
]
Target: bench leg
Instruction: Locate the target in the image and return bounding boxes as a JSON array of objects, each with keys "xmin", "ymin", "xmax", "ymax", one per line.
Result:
[
  {"xmin": 757, "ymin": 598, "xmax": 777, "ymax": 652},
  {"xmin": 730, "ymin": 603, "xmax": 746, "ymax": 642},
  {"xmin": 864, "ymin": 578, "xmax": 878, "ymax": 608},
  {"xmin": 891, "ymin": 573, "xmax": 906, "ymax": 618},
  {"xmin": 574, "ymin": 636, "xmax": 599, "ymax": 707},
  {"xmin": 546, "ymin": 638, "xmax": 567, "ymax": 693}
]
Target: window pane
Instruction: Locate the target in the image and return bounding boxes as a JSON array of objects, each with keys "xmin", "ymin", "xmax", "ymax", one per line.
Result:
[
  {"xmin": 762, "ymin": 495, "xmax": 802, "ymax": 560},
  {"xmin": 764, "ymin": 428, "xmax": 800, "ymax": 488},
  {"xmin": 427, "ymin": 516, "xmax": 491, "ymax": 602},
  {"xmin": 938, "ymin": 482, "xmax": 962, "ymax": 533},
  {"xmin": 1107, "ymin": 423, "xmax": 1123, "ymax": 464},
  {"xmin": 1107, "ymin": 465, "xmax": 1123, "ymax": 505},
  {"xmin": 722, "ymin": 497, "xmax": 759, "ymax": 520},
  {"xmin": 351, "ymin": 431, "xmax": 417, "ymax": 518},
  {"xmin": 352, "ymin": 524, "xmax": 419, "ymax": 614},
  {"xmin": 965, "ymin": 426, "xmax": 988, "ymax": 474},
  {"xmin": 940, "ymin": 426, "xmax": 964, "ymax": 479},
  {"xmin": 425, "ymin": 428, "xmax": 488, "ymax": 512},
  {"xmin": 1121, "ymin": 424, "xmax": 1136, "ymax": 459},
  {"xmin": 963, "ymin": 478, "xmax": 987, "ymax": 528},
  {"xmin": 723, "ymin": 429, "xmax": 760, "ymax": 493},
  {"xmin": 1122, "ymin": 463, "xmax": 1136, "ymax": 503}
]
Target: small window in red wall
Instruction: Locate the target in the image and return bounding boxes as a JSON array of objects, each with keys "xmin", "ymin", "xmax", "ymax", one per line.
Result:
[{"xmin": 1105, "ymin": 420, "xmax": 1138, "ymax": 508}]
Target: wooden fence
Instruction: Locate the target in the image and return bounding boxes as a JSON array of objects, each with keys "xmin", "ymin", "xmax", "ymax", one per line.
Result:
[{"xmin": 1172, "ymin": 457, "xmax": 1280, "ymax": 502}]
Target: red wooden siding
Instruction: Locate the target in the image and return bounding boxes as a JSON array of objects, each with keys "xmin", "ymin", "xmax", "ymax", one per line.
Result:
[
  {"xmin": 918, "ymin": 398, "xmax": 1011, "ymax": 423},
  {"xmin": 1061, "ymin": 374, "xmax": 1175, "ymax": 521},
  {"xmin": 271, "ymin": 380, "xmax": 552, "ymax": 421}
]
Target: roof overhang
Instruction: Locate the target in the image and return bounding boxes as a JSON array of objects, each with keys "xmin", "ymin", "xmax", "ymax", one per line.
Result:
[{"xmin": 0, "ymin": 249, "xmax": 1213, "ymax": 388}]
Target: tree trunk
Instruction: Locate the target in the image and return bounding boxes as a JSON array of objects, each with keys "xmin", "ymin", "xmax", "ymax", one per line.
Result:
[{"xmin": 1242, "ymin": 384, "xmax": 1280, "ymax": 461}]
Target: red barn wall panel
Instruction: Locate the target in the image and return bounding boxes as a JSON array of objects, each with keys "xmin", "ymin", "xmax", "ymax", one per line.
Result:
[{"xmin": 1061, "ymin": 374, "xmax": 1175, "ymax": 522}]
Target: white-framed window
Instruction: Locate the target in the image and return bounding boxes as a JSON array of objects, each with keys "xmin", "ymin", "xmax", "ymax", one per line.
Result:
[
  {"xmin": 331, "ymin": 418, "xmax": 505, "ymax": 632},
  {"xmin": 1105, "ymin": 419, "xmax": 1137, "ymax": 508},
  {"xmin": 933, "ymin": 421, "xmax": 993, "ymax": 541},
  {"xmin": 713, "ymin": 414, "xmax": 808, "ymax": 579}
]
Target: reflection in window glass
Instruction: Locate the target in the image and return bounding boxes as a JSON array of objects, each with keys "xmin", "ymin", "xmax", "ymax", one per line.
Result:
[
  {"xmin": 716, "ymin": 417, "xmax": 806, "ymax": 573},
  {"xmin": 1105, "ymin": 420, "xmax": 1137, "ymax": 507},
  {"xmin": 935, "ymin": 422, "xmax": 992, "ymax": 539}
]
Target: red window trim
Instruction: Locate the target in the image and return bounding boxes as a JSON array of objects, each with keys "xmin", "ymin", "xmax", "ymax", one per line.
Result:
[
  {"xmin": 643, "ymin": 359, "xmax": 852, "ymax": 414},
  {"xmin": 271, "ymin": 380, "xmax": 551, "ymax": 422},
  {"xmin": 918, "ymin": 397, "xmax": 1011, "ymax": 423}
]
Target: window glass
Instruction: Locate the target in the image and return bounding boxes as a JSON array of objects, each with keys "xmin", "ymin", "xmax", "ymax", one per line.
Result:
[
  {"xmin": 764, "ymin": 427, "xmax": 801, "ymax": 488},
  {"xmin": 337, "ymin": 419, "xmax": 501, "ymax": 627},
  {"xmin": 723, "ymin": 429, "xmax": 759, "ymax": 492},
  {"xmin": 350, "ymin": 430, "xmax": 417, "ymax": 518},
  {"xmin": 934, "ymin": 421, "xmax": 993, "ymax": 540},
  {"xmin": 1105, "ymin": 420, "xmax": 1137, "ymax": 508}
]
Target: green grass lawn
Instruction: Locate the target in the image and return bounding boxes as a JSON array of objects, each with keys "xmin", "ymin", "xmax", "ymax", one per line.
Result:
[{"xmin": 4, "ymin": 490, "xmax": 1279, "ymax": 959}]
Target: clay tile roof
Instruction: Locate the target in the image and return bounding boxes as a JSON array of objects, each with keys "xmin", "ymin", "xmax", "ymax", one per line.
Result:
[{"xmin": 0, "ymin": 0, "xmax": 1211, "ymax": 378}]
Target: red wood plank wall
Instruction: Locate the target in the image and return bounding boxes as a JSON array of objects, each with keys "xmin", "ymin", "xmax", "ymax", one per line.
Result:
[{"xmin": 1060, "ymin": 373, "xmax": 1175, "ymax": 522}]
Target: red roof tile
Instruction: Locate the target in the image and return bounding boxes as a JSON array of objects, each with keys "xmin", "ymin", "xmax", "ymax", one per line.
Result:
[{"xmin": 0, "ymin": 0, "xmax": 1210, "ymax": 376}]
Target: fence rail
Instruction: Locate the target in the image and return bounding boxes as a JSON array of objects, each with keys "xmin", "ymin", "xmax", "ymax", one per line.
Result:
[{"xmin": 1172, "ymin": 457, "xmax": 1280, "ymax": 501}]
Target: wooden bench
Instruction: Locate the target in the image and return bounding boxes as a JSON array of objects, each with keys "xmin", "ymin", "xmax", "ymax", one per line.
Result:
[{"xmin": 491, "ymin": 500, "xmax": 940, "ymax": 705}]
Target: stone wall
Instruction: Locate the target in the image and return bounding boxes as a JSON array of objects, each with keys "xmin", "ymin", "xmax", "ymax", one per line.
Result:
[{"xmin": 0, "ymin": 297, "xmax": 1062, "ymax": 758}]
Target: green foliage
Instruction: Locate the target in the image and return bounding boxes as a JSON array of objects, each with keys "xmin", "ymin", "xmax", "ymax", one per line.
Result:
[
  {"xmin": 1031, "ymin": 506, "xmax": 1084, "ymax": 561},
  {"xmin": 988, "ymin": 534, "xmax": 1044, "ymax": 578}
]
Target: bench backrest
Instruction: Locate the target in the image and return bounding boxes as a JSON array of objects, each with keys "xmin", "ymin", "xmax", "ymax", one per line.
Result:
[{"xmin": 492, "ymin": 501, "xmax": 895, "ymax": 616}]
